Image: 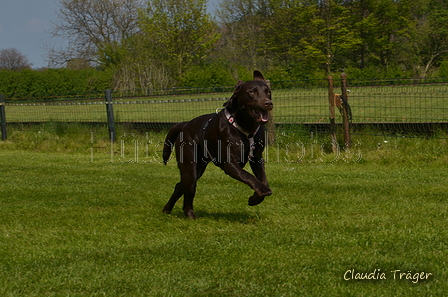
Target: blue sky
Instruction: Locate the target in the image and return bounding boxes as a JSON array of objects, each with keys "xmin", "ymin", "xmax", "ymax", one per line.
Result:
[{"xmin": 0, "ymin": 0, "xmax": 221, "ymax": 69}]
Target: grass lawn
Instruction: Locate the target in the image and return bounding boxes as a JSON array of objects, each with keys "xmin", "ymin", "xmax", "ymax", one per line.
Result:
[{"xmin": 0, "ymin": 132, "xmax": 447, "ymax": 296}]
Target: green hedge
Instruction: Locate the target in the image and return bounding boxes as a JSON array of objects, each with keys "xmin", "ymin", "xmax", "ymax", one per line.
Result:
[{"xmin": 0, "ymin": 68, "xmax": 113, "ymax": 99}]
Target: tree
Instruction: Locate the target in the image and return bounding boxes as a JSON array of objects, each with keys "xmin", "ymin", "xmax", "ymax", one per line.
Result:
[
  {"xmin": 319, "ymin": 0, "xmax": 363, "ymax": 75},
  {"xmin": 112, "ymin": 34, "xmax": 174, "ymax": 90},
  {"xmin": 345, "ymin": 0, "xmax": 413, "ymax": 69},
  {"xmin": 410, "ymin": 0, "xmax": 448, "ymax": 77},
  {"xmin": 139, "ymin": 0, "xmax": 220, "ymax": 79},
  {"xmin": 47, "ymin": 0, "xmax": 142, "ymax": 67},
  {"xmin": 216, "ymin": 0, "xmax": 270, "ymax": 72},
  {"xmin": 216, "ymin": 0, "xmax": 362, "ymax": 79},
  {"xmin": 66, "ymin": 58, "xmax": 91, "ymax": 70},
  {"xmin": 0, "ymin": 48, "xmax": 33, "ymax": 71},
  {"xmin": 260, "ymin": 1, "xmax": 326, "ymax": 78}
]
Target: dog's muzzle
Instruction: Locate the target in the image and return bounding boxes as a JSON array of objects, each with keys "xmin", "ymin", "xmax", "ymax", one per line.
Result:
[
  {"xmin": 250, "ymin": 99, "xmax": 273, "ymax": 123},
  {"xmin": 250, "ymin": 109, "xmax": 269, "ymax": 123}
]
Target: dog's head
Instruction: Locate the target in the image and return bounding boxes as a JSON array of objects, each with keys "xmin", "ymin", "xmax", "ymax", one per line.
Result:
[{"xmin": 223, "ymin": 70, "xmax": 273, "ymax": 125}]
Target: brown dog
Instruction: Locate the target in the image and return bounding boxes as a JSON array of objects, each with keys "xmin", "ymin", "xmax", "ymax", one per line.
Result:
[{"xmin": 162, "ymin": 71, "xmax": 273, "ymax": 219}]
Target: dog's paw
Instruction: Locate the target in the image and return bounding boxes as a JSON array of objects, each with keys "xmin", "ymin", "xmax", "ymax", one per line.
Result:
[
  {"xmin": 249, "ymin": 184, "xmax": 272, "ymax": 206},
  {"xmin": 184, "ymin": 209, "xmax": 197, "ymax": 220},
  {"xmin": 255, "ymin": 184, "xmax": 272, "ymax": 197},
  {"xmin": 248, "ymin": 194, "xmax": 265, "ymax": 206}
]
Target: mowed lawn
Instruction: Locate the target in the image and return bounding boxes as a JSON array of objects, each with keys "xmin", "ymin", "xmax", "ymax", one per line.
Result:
[{"xmin": 0, "ymin": 139, "xmax": 447, "ymax": 296}]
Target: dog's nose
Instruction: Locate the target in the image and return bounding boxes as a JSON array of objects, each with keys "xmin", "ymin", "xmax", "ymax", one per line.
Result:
[{"xmin": 264, "ymin": 99, "xmax": 273, "ymax": 110}]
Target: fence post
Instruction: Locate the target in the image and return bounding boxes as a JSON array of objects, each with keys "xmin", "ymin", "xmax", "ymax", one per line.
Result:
[
  {"xmin": 266, "ymin": 79, "xmax": 276, "ymax": 145},
  {"xmin": 327, "ymin": 76, "xmax": 337, "ymax": 153},
  {"xmin": 340, "ymin": 73, "xmax": 351, "ymax": 148},
  {"xmin": 105, "ymin": 89, "xmax": 116, "ymax": 142},
  {"xmin": 0, "ymin": 94, "xmax": 7, "ymax": 141}
]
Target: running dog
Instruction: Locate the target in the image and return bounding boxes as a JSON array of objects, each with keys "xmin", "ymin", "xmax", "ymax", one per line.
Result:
[{"xmin": 162, "ymin": 71, "xmax": 273, "ymax": 219}]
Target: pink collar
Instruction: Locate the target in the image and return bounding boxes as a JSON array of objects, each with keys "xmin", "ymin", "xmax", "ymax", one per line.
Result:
[
  {"xmin": 224, "ymin": 109, "xmax": 260, "ymax": 138},
  {"xmin": 224, "ymin": 109, "xmax": 260, "ymax": 158}
]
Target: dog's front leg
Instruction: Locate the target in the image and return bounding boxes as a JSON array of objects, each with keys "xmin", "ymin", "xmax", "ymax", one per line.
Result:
[
  {"xmin": 221, "ymin": 162, "xmax": 272, "ymax": 199},
  {"xmin": 250, "ymin": 158, "xmax": 268, "ymax": 185},
  {"xmin": 248, "ymin": 159, "xmax": 270, "ymax": 206}
]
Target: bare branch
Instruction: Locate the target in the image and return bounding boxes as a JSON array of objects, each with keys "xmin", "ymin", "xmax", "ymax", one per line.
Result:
[
  {"xmin": 47, "ymin": 0, "xmax": 143, "ymax": 66},
  {"xmin": 0, "ymin": 48, "xmax": 33, "ymax": 71}
]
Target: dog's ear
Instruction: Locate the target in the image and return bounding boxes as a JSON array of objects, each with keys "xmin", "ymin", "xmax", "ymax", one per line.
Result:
[
  {"xmin": 253, "ymin": 70, "xmax": 265, "ymax": 82},
  {"xmin": 223, "ymin": 94, "xmax": 239, "ymax": 110},
  {"xmin": 223, "ymin": 81, "xmax": 244, "ymax": 109},
  {"xmin": 234, "ymin": 80, "xmax": 244, "ymax": 89},
  {"xmin": 223, "ymin": 96, "xmax": 232, "ymax": 108}
]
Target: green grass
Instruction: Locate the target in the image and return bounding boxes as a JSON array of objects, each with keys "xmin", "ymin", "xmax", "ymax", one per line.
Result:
[
  {"xmin": 0, "ymin": 132, "xmax": 447, "ymax": 296},
  {"xmin": 5, "ymin": 83, "xmax": 448, "ymax": 124}
]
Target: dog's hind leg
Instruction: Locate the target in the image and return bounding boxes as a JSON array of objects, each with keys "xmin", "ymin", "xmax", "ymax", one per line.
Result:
[
  {"xmin": 180, "ymin": 171, "xmax": 198, "ymax": 219},
  {"xmin": 180, "ymin": 161, "xmax": 208, "ymax": 219},
  {"xmin": 163, "ymin": 182, "xmax": 183, "ymax": 214}
]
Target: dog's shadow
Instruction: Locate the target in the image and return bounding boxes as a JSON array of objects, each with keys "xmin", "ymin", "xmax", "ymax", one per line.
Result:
[{"xmin": 169, "ymin": 210, "xmax": 261, "ymax": 223}]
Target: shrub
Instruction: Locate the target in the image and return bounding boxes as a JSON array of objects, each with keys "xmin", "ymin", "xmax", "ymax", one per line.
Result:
[
  {"xmin": 0, "ymin": 68, "xmax": 113, "ymax": 99},
  {"xmin": 180, "ymin": 62, "xmax": 236, "ymax": 87}
]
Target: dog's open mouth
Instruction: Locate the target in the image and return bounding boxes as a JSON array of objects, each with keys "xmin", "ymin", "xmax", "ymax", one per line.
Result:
[{"xmin": 251, "ymin": 109, "xmax": 270, "ymax": 123}]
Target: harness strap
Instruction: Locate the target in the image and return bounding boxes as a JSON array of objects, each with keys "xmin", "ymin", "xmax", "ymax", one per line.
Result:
[
  {"xmin": 202, "ymin": 116, "xmax": 216, "ymax": 161},
  {"xmin": 224, "ymin": 109, "xmax": 259, "ymax": 158}
]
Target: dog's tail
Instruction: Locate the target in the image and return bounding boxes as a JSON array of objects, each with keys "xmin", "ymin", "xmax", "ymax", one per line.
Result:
[{"xmin": 163, "ymin": 122, "xmax": 186, "ymax": 165}]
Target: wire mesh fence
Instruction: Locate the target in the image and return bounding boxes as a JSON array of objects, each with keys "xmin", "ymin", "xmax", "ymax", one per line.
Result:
[{"xmin": 1, "ymin": 77, "xmax": 448, "ymax": 140}]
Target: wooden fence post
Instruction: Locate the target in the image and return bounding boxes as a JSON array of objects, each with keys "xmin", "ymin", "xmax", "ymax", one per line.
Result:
[
  {"xmin": 0, "ymin": 94, "xmax": 7, "ymax": 141},
  {"xmin": 340, "ymin": 73, "xmax": 351, "ymax": 148},
  {"xmin": 266, "ymin": 79, "xmax": 276, "ymax": 145},
  {"xmin": 327, "ymin": 76, "xmax": 337, "ymax": 152},
  {"xmin": 105, "ymin": 90, "xmax": 116, "ymax": 142}
]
